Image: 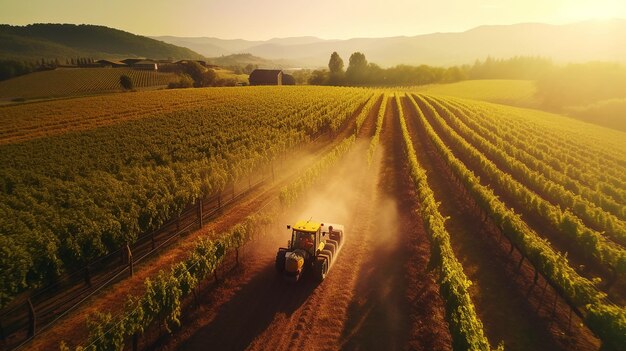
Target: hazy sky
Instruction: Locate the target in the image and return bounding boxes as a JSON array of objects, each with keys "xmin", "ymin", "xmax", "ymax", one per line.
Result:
[{"xmin": 1, "ymin": 0, "xmax": 625, "ymax": 40}]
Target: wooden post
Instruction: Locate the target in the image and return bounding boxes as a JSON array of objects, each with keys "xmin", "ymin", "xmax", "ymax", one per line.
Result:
[
  {"xmin": 27, "ymin": 298, "xmax": 36, "ymax": 337},
  {"xmin": 509, "ymin": 241, "xmax": 515, "ymax": 255},
  {"xmin": 197, "ymin": 198, "xmax": 203, "ymax": 228},
  {"xmin": 127, "ymin": 244, "xmax": 133, "ymax": 277}
]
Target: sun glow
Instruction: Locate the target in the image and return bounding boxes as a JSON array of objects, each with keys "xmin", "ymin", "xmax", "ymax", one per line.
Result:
[{"xmin": 558, "ymin": 1, "xmax": 625, "ymax": 22}]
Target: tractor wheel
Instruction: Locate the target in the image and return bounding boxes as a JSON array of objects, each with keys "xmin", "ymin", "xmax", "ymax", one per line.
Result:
[
  {"xmin": 326, "ymin": 239, "xmax": 338, "ymax": 251},
  {"xmin": 275, "ymin": 250, "xmax": 286, "ymax": 273},
  {"xmin": 324, "ymin": 242, "xmax": 336, "ymax": 257},
  {"xmin": 321, "ymin": 249, "xmax": 333, "ymax": 263},
  {"xmin": 330, "ymin": 231, "xmax": 343, "ymax": 246},
  {"xmin": 314, "ymin": 257, "xmax": 328, "ymax": 281}
]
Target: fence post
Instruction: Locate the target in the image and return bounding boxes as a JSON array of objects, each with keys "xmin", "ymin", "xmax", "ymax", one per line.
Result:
[
  {"xmin": 127, "ymin": 244, "xmax": 134, "ymax": 277},
  {"xmin": 197, "ymin": 198, "xmax": 203, "ymax": 228},
  {"xmin": 27, "ymin": 298, "xmax": 36, "ymax": 337}
]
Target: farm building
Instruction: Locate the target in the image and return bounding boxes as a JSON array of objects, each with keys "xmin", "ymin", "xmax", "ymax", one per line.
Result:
[
  {"xmin": 121, "ymin": 58, "xmax": 144, "ymax": 65},
  {"xmin": 95, "ymin": 59, "xmax": 126, "ymax": 68},
  {"xmin": 132, "ymin": 60, "xmax": 158, "ymax": 71},
  {"xmin": 249, "ymin": 69, "xmax": 283, "ymax": 85},
  {"xmin": 282, "ymin": 74, "xmax": 296, "ymax": 85}
]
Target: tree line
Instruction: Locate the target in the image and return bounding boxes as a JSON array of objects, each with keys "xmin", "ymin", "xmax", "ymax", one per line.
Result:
[{"xmin": 307, "ymin": 52, "xmax": 555, "ymax": 86}]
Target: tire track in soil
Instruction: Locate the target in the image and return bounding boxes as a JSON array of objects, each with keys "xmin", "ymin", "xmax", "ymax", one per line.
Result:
[
  {"xmin": 405, "ymin": 95, "xmax": 600, "ymax": 351},
  {"xmin": 244, "ymin": 97, "xmax": 387, "ymax": 351},
  {"xmin": 156, "ymin": 95, "xmax": 382, "ymax": 351},
  {"xmin": 337, "ymin": 96, "xmax": 452, "ymax": 351},
  {"xmin": 164, "ymin": 95, "xmax": 449, "ymax": 351}
]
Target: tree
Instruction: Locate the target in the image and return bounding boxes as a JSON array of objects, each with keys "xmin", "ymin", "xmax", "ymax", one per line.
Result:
[
  {"xmin": 244, "ymin": 64, "xmax": 256, "ymax": 74},
  {"xmin": 168, "ymin": 74, "xmax": 194, "ymax": 89},
  {"xmin": 328, "ymin": 52, "xmax": 345, "ymax": 85},
  {"xmin": 308, "ymin": 70, "xmax": 328, "ymax": 85},
  {"xmin": 119, "ymin": 75, "xmax": 134, "ymax": 90},
  {"xmin": 200, "ymin": 69, "xmax": 217, "ymax": 87},
  {"xmin": 345, "ymin": 52, "xmax": 368, "ymax": 84}
]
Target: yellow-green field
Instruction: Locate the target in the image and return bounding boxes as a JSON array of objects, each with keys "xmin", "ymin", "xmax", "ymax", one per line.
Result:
[
  {"xmin": 414, "ymin": 79, "xmax": 538, "ymax": 107},
  {"xmin": 1, "ymin": 86, "xmax": 624, "ymax": 351},
  {"xmin": 0, "ymin": 68, "xmax": 179, "ymax": 100},
  {"xmin": 214, "ymin": 68, "xmax": 249, "ymax": 84}
]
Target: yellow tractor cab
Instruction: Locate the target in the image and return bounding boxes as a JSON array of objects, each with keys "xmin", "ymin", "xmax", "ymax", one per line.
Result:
[{"xmin": 276, "ymin": 220, "xmax": 345, "ymax": 282}]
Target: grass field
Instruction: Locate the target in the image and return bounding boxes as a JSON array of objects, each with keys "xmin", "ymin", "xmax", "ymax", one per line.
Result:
[
  {"xmin": 0, "ymin": 68, "xmax": 179, "ymax": 100},
  {"xmin": 214, "ymin": 68, "xmax": 249, "ymax": 84},
  {"xmin": 1, "ymin": 86, "xmax": 624, "ymax": 351},
  {"xmin": 414, "ymin": 79, "xmax": 539, "ymax": 107}
]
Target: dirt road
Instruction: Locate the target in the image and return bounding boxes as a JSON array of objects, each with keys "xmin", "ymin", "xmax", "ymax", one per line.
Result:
[{"xmin": 156, "ymin": 98, "xmax": 451, "ymax": 351}]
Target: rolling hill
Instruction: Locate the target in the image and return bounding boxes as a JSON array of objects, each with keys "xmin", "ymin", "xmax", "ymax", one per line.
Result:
[
  {"xmin": 0, "ymin": 23, "xmax": 205, "ymax": 61},
  {"xmin": 154, "ymin": 19, "xmax": 626, "ymax": 67}
]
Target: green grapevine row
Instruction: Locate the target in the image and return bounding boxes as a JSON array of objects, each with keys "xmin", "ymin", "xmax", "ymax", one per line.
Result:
[
  {"xmin": 436, "ymin": 96, "xmax": 626, "ymax": 224},
  {"xmin": 396, "ymin": 93, "xmax": 492, "ymax": 351},
  {"xmin": 448, "ymin": 98, "xmax": 626, "ymax": 188},
  {"xmin": 408, "ymin": 94, "xmax": 626, "ymax": 350},
  {"xmin": 67, "ymin": 213, "xmax": 274, "ymax": 351},
  {"xmin": 70, "ymin": 109, "xmax": 369, "ymax": 349},
  {"xmin": 0, "ymin": 68, "xmax": 179, "ymax": 99},
  {"xmin": 367, "ymin": 93, "xmax": 388, "ymax": 164},
  {"xmin": 415, "ymin": 95, "xmax": 626, "ymax": 274},
  {"xmin": 355, "ymin": 92, "xmax": 382, "ymax": 134},
  {"xmin": 0, "ymin": 87, "xmax": 371, "ymax": 308}
]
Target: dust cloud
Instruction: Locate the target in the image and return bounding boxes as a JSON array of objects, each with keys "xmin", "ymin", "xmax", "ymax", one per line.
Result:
[{"xmin": 283, "ymin": 139, "xmax": 399, "ymax": 250}]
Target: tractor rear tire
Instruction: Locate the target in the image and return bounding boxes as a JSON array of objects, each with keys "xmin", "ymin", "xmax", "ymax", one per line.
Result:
[
  {"xmin": 314, "ymin": 257, "xmax": 328, "ymax": 281},
  {"xmin": 324, "ymin": 242, "xmax": 336, "ymax": 257},
  {"xmin": 326, "ymin": 239, "xmax": 338, "ymax": 251},
  {"xmin": 275, "ymin": 250, "xmax": 286, "ymax": 273},
  {"xmin": 330, "ymin": 231, "xmax": 343, "ymax": 246},
  {"xmin": 321, "ymin": 249, "xmax": 333, "ymax": 263}
]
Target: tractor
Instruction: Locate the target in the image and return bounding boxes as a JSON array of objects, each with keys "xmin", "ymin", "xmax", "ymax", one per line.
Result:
[{"xmin": 275, "ymin": 220, "xmax": 344, "ymax": 282}]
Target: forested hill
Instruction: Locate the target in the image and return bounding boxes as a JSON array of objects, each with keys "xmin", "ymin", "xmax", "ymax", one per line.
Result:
[{"xmin": 0, "ymin": 23, "xmax": 205, "ymax": 61}]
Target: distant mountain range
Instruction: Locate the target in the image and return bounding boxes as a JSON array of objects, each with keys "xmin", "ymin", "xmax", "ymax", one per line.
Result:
[
  {"xmin": 153, "ymin": 19, "xmax": 626, "ymax": 68},
  {"xmin": 0, "ymin": 24, "xmax": 205, "ymax": 61},
  {"xmin": 2, "ymin": 20, "xmax": 624, "ymax": 69}
]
